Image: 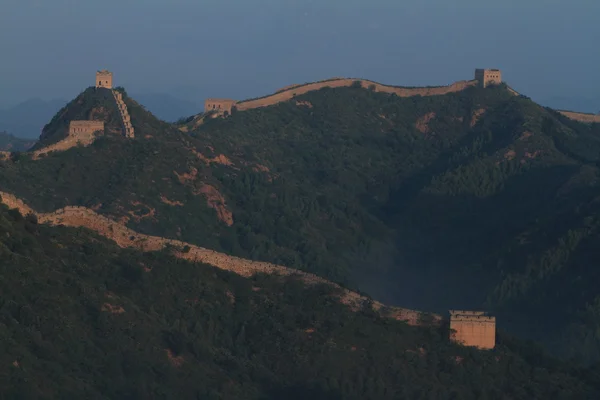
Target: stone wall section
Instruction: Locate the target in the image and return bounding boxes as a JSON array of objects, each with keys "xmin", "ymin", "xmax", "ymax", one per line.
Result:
[
  {"xmin": 0, "ymin": 190, "xmax": 438, "ymax": 327},
  {"xmin": 234, "ymin": 78, "xmax": 477, "ymax": 111},
  {"xmin": 32, "ymin": 120, "xmax": 104, "ymax": 159},
  {"xmin": 112, "ymin": 90, "xmax": 135, "ymax": 138},
  {"xmin": 557, "ymin": 110, "xmax": 600, "ymax": 124}
]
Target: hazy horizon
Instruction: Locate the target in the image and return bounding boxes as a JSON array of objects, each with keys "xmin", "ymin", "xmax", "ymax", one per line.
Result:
[{"xmin": 1, "ymin": 0, "xmax": 599, "ymax": 109}]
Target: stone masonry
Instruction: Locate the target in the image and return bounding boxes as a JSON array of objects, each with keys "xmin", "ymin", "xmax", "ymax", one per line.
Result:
[
  {"xmin": 32, "ymin": 120, "xmax": 104, "ymax": 159},
  {"xmin": 204, "ymin": 98, "xmax": 237, "ymax": 115},
  {"xmin": 449, "ymin": 310, "xmax": 496, "ymax": 349},
  {"xmin": 557, "ymin": 110, "xmax": 600, "ymax": 124},
  {"xmin": 234, "ymin": 78, "xmax": 478, "ymax": 112},
  {"xmin": 112, "ymin": 90, "xmax": 135, "ymax": 138},
  {"xmin": 69, "ymin": 120, "xmax": 105, "ymax": 138},
  {"xmin": 96, "ymin": 70, "xmax": 113, "ymax": 89},
  {"xmin": 475, "ymin": 69, "xmax": 502, "ymax": 88}
]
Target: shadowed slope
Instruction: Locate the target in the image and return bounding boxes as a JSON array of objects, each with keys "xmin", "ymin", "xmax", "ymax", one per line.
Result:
[{"xmin": 0, "ymin": 190, "xmax": 433, "ymax": 326}]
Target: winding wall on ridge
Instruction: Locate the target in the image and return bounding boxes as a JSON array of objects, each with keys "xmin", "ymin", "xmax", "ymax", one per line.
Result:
[
  {"xmin": 0, "ymin": 191, "xmax": 439, "ymax": 326},
  {"xmin": 557, "ymin": 110, "xmax": 600, "ymax": 124},
  {"xmin": 235, "ymin": 78, "xmax": 479, "ymax": 111}
]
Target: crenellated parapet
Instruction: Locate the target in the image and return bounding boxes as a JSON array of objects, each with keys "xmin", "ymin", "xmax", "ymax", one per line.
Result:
[{"xmin": 96, "ymin": 70, "xmax": 113, "ymax": 89}]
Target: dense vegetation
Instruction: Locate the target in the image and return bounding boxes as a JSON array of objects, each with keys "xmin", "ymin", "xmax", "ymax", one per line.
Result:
[
  {"xmin": 2, "ymin": 203, "xmax": 600, "ymax": 399},
  {"xmin": 31, "ymin": 87, "xmax": 124, "ymax": 150},
  {"xmin": 0, "ymin": 131, "xmax": 35, "ymax": 151},
  {"xmin": 3, "ymin": 83, "xmax": 600, "ymax": 363}
]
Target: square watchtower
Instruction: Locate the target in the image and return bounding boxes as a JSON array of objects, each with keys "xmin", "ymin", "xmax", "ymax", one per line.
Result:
[
  {"xmin": 449, "ymin": 310, "xmax": 496, "ymax": 349},
  {"xmin": 475, "ymin": 69, "xmax": 502, "ymax": 88},
  {"xmin": 96, "ymin": 70, "xmax": 113, "ymax": 89}
]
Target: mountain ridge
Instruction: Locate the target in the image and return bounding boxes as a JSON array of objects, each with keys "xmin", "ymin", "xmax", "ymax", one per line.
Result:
[
  {"xmin": 4, "ymin": 76, "xmax": 600, "ymax": 363},
  {"xmin": 0, "ymin": 190, "xmax": 434, "ymax": 326},
  {"xmin": 2, "ymin": 197, "xmax": 598, "ymax": 399}
]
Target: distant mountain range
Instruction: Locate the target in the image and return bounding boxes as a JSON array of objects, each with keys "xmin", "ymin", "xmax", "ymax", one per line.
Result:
[
  {"xmin": 0, "ymin": 93, "xmax": 201, "ymax": 139},
  {"xmin": 0, "ymin": 131, "xmax": 37, "ymax": 152},
  {"xmin": 0, "ymin": 98, "xmax": 67, "ymax": 139}
]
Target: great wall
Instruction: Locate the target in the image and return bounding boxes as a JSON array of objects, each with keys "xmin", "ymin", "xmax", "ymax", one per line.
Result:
[
  {"xmin": 556, "ymin": 110, "xmax": 600, "ymax": 124},
  {"xmin": 205, "ymin": 78, "xmax": 479, "ymax": 115},
  {"xmin": 113, "ymin": 89, "xmax": 135, "ymax": 138},
  {"xmin": 20, "ymin": 67, "xmax": 600, "ymax": 158},
  {"xmin": 202, "ymin": 69, "xmax": 600, "ymax": 127},
  {"xmin": 31, "ymin": 70, "xmax": 134, "ymax": 158},
  {"xmin": 32, "ymin": 120, "xmax": 104, "ymax": 159},
  {"xmin": 203, "ymin": 69, "xmax": 502, "ymax": 114},
  {"xmin": 0, "ymin": 190, "xmax": 437, "ymax": 326}
]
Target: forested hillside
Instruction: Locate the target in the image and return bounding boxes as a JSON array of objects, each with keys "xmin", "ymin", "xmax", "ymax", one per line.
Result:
[
  {"xmin": 3, "ymin": 202, "xmax": 600, "ymax": 399},
  {"xmin": 3, "ymin": 81, "xmax": 600, "ymax": 362}
]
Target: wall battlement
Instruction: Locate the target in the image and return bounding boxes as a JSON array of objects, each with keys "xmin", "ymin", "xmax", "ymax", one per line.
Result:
[
  {"xmin": 449, "ymin": 310, "xmax": 496, "ymax": 349},
  {"xmin": 96, "ymin": 70, "xmax": 113, "ymax": 89}
]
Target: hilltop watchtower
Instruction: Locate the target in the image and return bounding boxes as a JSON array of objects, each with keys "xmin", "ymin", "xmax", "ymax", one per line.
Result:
[
  {"xmin": 449, "ymin": 310, "xmax": 496, "ymax": 349},
  {"xmin": 204, "ymin": 98, "xmax": 237, "ymax": 115},
  {"xmin": 475, "ymin": 69, "xmax": 502, "ymax": 88},
  {"xmin": 96, "ymin": 70, "xmax": 113, "ymax": 89}
]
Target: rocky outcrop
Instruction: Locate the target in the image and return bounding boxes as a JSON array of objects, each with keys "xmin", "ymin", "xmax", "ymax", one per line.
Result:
[
  {"xmin": 0, "ymin": 190, "xmax": 438, "ymax": 326},
  {"xmin": 197, "ymin": 184, "xmax": 234, "ymax": 226},
  {"xmin": 415, "ymin": 112, "xmax": 436, "ymax": 133}
]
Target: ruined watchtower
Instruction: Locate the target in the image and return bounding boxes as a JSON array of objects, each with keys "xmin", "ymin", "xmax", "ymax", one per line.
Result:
[
  {"xmin": 69, "ymin": 121, "xmax": 105, "ymax": 138},
  {"xmin": 449, "ymin": 310, "xmax": 496, "ymax": 349},
  {"xmin": 204, "ymin": 99, "xmax": 237, "ymax": 115},
  {"xmin": 96, "ymin": 70, "xmax": 113, "ymax": 89},
  {"xmin": 475, "ymin": 69, "xmax": 502, "ymax": 88}
]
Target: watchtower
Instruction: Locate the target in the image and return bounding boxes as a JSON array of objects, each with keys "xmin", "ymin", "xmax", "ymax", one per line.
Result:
[
  {"xmin": 96, "ymin": 70, "xmax": 113, "ymax": 89},
  {"xmin": 449, "ymin": 310, "xmax": 496, "ymax": 349},
  {"xmin": 69, "ymin": 121, "xmax": 105, "ymax": 138},
  {"xmin": 475, "ymin": 69, "xmax": 502, "ymax": 88},
  {"xmin": 204, "ymin": 98, "xmax": 237, "ymax": 115}
]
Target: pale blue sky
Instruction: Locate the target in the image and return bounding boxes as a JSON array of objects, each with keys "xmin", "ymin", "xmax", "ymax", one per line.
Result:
[{"xmin": 0, "ymin": 0, "xmax": 598, "ymax": 108}]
